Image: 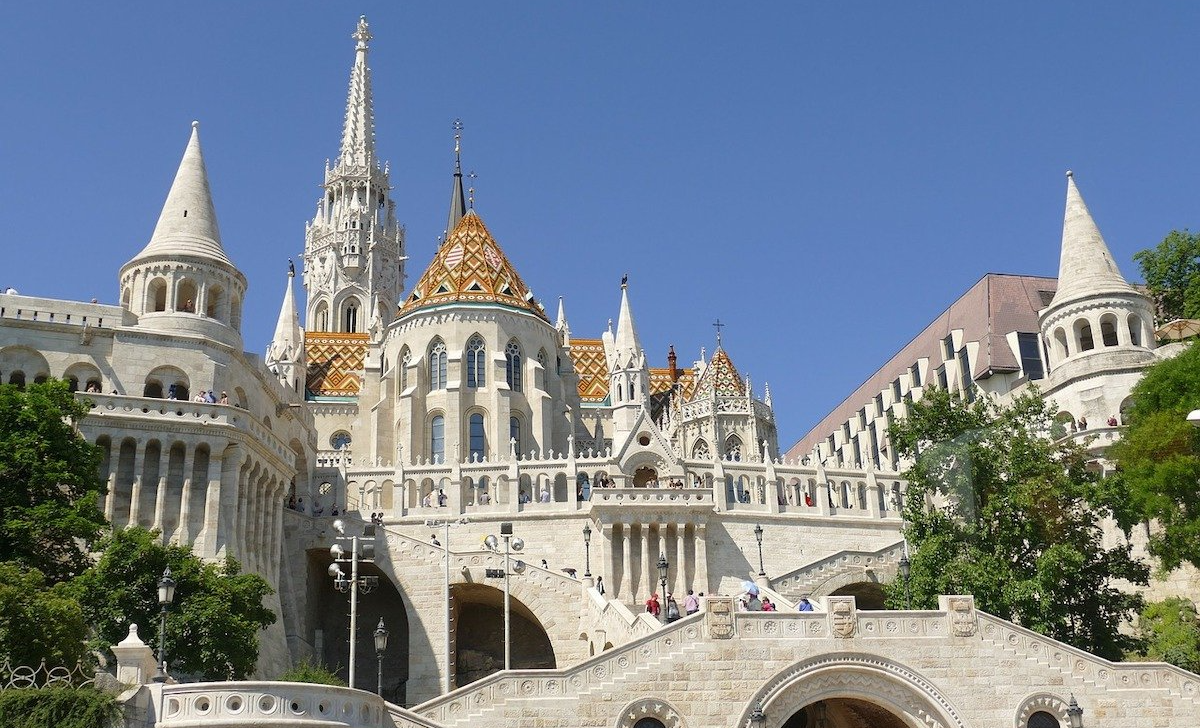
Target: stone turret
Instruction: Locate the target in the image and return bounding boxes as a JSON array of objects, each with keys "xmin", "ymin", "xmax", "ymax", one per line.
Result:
[
  {"xmin": 608, "ymin": 279, "xmax": 649, "ymax": 442},
  {"xmin": 118, "ymin": 122, "xmax": 247, "ymax": 347},
  {"xmin": 266, "ymin": 263, "xmax": 305, "ymax": 392}
]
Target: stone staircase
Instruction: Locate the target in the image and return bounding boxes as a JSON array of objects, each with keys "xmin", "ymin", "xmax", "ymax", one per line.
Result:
[{"xmin": 769, "ymin": 540, "xmax": 904, "ymax": 601}]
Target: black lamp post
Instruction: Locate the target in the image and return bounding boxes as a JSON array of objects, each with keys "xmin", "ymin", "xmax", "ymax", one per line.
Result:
[
  {"xmin": 657, "ymin": 553, "xmax": 669, "ymax": 624},
  {"xmin": 898, "ymin": 554, "xmax": 911, "ymax": 609},
  {"xmin": 1066, "ymin": 695, "xmax": 1083, "ymax": 728},
  {"xmin": 374, "ymin": 617, "xmax": 389, "ymax": 697},
  {"xmin": 753, "ymin": 523, "xmax": 765, "ymax": 576},
  {"xmin": 582, "ymin": 523, "xmax": 592, "ymax": 577},
  {"xmin": 749, "ymin": 701, "xmax": 766, "ymax": 726},
  {"xmin": 153, "ymin": 566, "xmax": 176, "ymax": 682}
]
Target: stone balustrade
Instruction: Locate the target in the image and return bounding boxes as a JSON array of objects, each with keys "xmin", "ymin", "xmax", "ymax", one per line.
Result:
[
  {"xmin": 156, "ymin": 681, "xmax": 394, "ymax": 727},
  {"xmin": 0, "ymin": 292, "xmax": 125, "ymax": 330}
]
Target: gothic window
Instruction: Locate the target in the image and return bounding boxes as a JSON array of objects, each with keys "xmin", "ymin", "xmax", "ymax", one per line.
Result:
[
  {"xmin": 505, "ymin": 341, "xmax": 523, "ymax": 392},
  {"xmin": 344, "ymin": 299, "xmax": 360, "ymax": 333},
  {"xmin": 510, "ymin": 416, "xmax": 522, "ymax": 457},
  {"xmin": 725, "ymin": 435, "xmax": 742, "ymax": 461},
  {"xmin": 315, "ymin": 301, "xmax": 330, "ymax": 332},
  {"xmin": 466, "ymin": 336, "xmax": 486, "ymax": 388},
  {"xmin": 431, "ymin": 415, "xmax": 445, "ymax": 464},
  {"xmin": 537, "ymin": 349, "xmax": 548, "ymax": 389},
  {"xmin": 429, "ymin": 340, "xmax": 448, "ymax": 391},
  {"xmin": 469, "ymin": 413, "xmax": 486, "ymax": 461},
  {"xmin": 399, "ymin": 348, "xmax": 411, "ymax": 393},
  {"xmin": 1027, "ymin": 712, "xmax": 1059, "ymax": 728},
  {"xmin": 692, "ymin": 439, "xmax": 710, "ymax": 459},
  {"xmin": 331, "ymin": 431, "xmax": 352, "ymax": 450}
]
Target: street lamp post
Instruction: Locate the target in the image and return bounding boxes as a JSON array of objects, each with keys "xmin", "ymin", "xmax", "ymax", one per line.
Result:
[
  {"xmin": 152, "ymin": 566, "xmax": 176, "ymax": 682},
  {"xmin": 898, "ymin": 554, "xmax": 911, "ymax": 609},
  {"xmin": 753, "ymin": 523, "xmax": 765, "ymax": 576},
  {"xmin": 374, "ymin": 617, "xmax": 389, "ymax": 697},
  {"xmin": 582, "ymin": 523, "xmax": 592, "ymax": 577},
  {"xmin": 425, "ymin": 517, "xmax": 468, "ymax": 695},
  {"xmin": 485, "ymin": 523, "xmax": 525, "ymax": 670},
  {"xmin": 327, "ymin": 519, "xmax": 379, "ymax": 690},
  {"xmin": 657, "ymin": 553, "xmax": 669, "ymax": 624},
  {"xmin": 1066, "ymin": 695, "xmax": 1083, "ymax": 728}
]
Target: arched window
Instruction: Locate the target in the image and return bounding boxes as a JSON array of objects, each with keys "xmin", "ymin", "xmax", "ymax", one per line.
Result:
[
  {"xmin": 505, "ymin": 341, "xmax": 522, "ymax": 392},
  {"xmin": 692, "ymin": 439, "xmax": 710, "ymax": 459},
  {"xmin": 1100, "ymin": 314, "xmax": 1119, "ymax": 347},
  {"xmin": 725, "ymin": 435, "xmax": 742, "ymax": 461},
  {"xmin": 148, "ymin": 278, "xmax": 168, "ymax": 312},
  {"xmin": 143, "ymin": 380, "xmax": 163, "ymax": 398},
  {"xmin": 175, "ymin": 279, "xmax": 197, "ymax": 313},
  {"xmin": 1053, "ymin": 327, "xmax": 1069, "ymax": 361},
  {"xmin": 430, "ymin": 415, "xmax": 445, "ymax": 463},
  {"xmin": 469, "ymin": 413, "xmax": 486, "ymax": 461},
  {"xmin": 206, "ymin": 285, "xmax": 224, "ymax": 320},
  {"xmin": 1027, "ymin": 712, "xmax": 1060, "ymax": 728},
  {"xmin": 509, "ymin": 416, "xmax": 521, "ymax": 456},
  {"xmin": 344, "ymin": 299, "xmax": 360, "ymax": 333},
  {"xmin": 399, "ymin": 348, "xmax": 411, "ymax": 393},
  {"xmin": 314, "ymin": 301, "xmax": 330, "ymax": 332},
  {"xmin": 1075, "ymin": 319, "xmax": 1094, "ymax": 352},
  {"xmin": 331, "ymin": 431, "xmax": 352, "ymax": 450},
  {"xmin": 466, "ymin": 336, "xmax": 486, "ymax": 388},
  {"xmin": 536, "ymin": 349, "xmax": 548, "ymax": 389},
  {"xmin": 429, "ymin": 340, "xmax": 448, "ymax": 391},
  {"xmin": 1128, "ymin": 313, "xmax": 1143, "ymax": 346}
]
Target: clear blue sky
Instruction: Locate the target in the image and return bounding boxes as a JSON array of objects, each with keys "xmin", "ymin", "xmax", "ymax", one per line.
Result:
[{"xmin": 3, "ymin": 3, "xmax": 1199, "ymax": 450}]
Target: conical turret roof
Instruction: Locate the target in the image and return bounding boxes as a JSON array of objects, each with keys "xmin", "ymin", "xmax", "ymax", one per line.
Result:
[
  {"xmin": 1048, "ymin": 172, "xmax": 1136, "ymax": 306},
  {"xmin": 688, "ymin": 346, "xmax": 745, "ymax": 401},
  {"xmin": 267, "ymin": 268, "xmax": 303, "ymax": 363},
  {"xmin": 399, "ymin": 212, "xmax": 547, "ymax": 320},
  {"xmin": 133, "ymin": 122, "xmax": 233, "ymax": 267}
]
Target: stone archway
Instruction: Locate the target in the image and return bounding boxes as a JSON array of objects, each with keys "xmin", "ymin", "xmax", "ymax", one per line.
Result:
[
  {"xmin": 451, "ymin": 582, "xmax": 555, "ymax": 686},
  {"xmin": 781, "ymin": 698, "xmax": 910, "ymax": 727},
  {"xmin": 742, "ymin": 653, "xmax": 966, "ymax": 728},
  {"xmin": 829, "ymin": 581, "xmax": 886, "ymax": 610}
]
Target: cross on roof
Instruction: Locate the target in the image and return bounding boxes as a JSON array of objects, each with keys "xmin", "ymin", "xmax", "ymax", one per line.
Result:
[{"xmin": 713, "ymin": 318, "xmax": 726, "ymax": 347}]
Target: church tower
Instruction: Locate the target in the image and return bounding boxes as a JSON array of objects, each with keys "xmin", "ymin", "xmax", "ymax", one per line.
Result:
[
  {"xmin": 302, "ymin": 16, "xmax": 404, "ymax": 334},
  {"xmin": 119, "ymin": 121, "xmax": 247, "ymax": 349},
  {"xmin": 1038, "ymin": 171, "xmax": 1156, "ymax": 436}
]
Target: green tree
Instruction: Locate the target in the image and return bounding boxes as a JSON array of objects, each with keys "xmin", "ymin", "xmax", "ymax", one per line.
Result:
[
  {"xmin": 1133, "ymin": 229, "xmax": 1200, "ymax": 322},
  {"xmin": 0, "ymin": 687, "xmax": 120, "ymax": 728},
  {"xmin": 1102, "ymin": 342, "xmax": 1200, "ymax": 571},
  {"xmin": 72, "ymin": 527, "xmax": 276, "ymax": 680},
  {"xmin": 1132, "ymin": 597, "xmax": 1200, "ymax": 673},
  {"xmin": 0, "ymin": 563, "xmax": 90, "ymax": 670},
  {"xmin": 887, "ymin": 387, "xmax": 1148, "ymax": 660},
  {"xmin": 0, "ymin": 380, "xmax": 108, "ymax": 583}
]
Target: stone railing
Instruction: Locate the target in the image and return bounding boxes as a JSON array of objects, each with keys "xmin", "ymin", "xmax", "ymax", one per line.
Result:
[
  {"xmin": 409, "ymin": 610, "xmax": 705, "ymax": 726},
  {"xmin": 157, "ymin": 681, "xmax": 399, "ymax": 727},
  {"xmin": 977, "ymin": 612, "xmax": 1200, "ymax": 701},
  {"xmin": 79, "ymin": 393, "xmax": 295, "ymax": 464},
  {"xmin": 585, "ymin": 586, "xmax": 659, "ymax": 646},
  {"xmin": 768, "ymin": 541, "xmax": 905, "ymax": 600},
  {"xmin": 589, "ymin": 488, "xmax": 712, "ymax": 506},
  {"xmin": 0, "ymin": 293, "xmax": 124, "ymax": 330}
]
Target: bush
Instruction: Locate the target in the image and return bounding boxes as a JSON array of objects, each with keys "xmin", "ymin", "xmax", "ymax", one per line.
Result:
[
  {"xmin": 278, "ymin": 659, "xmax": 347, "ymax": 687},
  {"xmin": 0, "ymin": 686, "xmax": 120, "ymax": 728}
]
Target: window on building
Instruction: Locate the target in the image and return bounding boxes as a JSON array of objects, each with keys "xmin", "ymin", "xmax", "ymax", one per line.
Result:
[
  {"xmin": 852, "ymin": 436, "xmax": 862, "ymax": 467},
  {"xmin": 891, "ymin": 378, "xmax": 902, "ymax": 402},
  {"xmin": 874, "ymin": 393, "xmax": 884, "ymax": 416},
  {"xmin": 466, "ymin": 336, "xmax": 486, "ymax": 388},
  {"xmin": 344, "ymin": 300, "xmax": 359, "ymax": 333},
  {"xmin": 1016, "ymin": 332, "xmax": 1045, "ymax": 381},
  {"xmin": 431, "ymin": 415, "xmax": 445, "ymax": 463},
  {"xmin": 429, "ymin": 341, "xmax": 447, "ymax": 390},
  {"xmin": 469, "ymin": 413, "xmax": 486, "ymax": 461},
  {"xmin": 942, "ymin": 334, "xmax": 955, "ymax": 361},
  {"xmin": 1027, "ymin": 712, "xmax": 1060, "ymax": 728},
  {"xmin": 957, "ymin": 348, "xmax": 974, "ymax": 401},
  {"xmin": 537, "ymin": 349, "xmax": 548, "ymax": 389},
  {"xmin": 509, "ymin": 416, "xmax": 521, "ymax": 456},
  {"xmin": 331, "ymin": 431, "xmax": 352, "ymax": 450},
  {"xmin": 842, "ymin": 422, "xmax": 851, "ymax": 444},
  {"xmin": 1078, "ymin": 321, "xmax": 1095, "ymax": 351},
  {"xmin": 505, "ymin": 341, "xmax": 522, "ymax": 392},
  {"xmin": 869, "ymin": 422, "xmax": 880, "ymax": 468},
  {"xmin": 692, "ymin": 439, "xmax": 710, "ymax": 459},
  {"xmin": 936, "ymin": 364, "xmax": 948, "ymax": 390},
  {"xmin": 910, "ymin": 363, "xmax": 922, "ymax": 387},
  {"xmin": 857, "ymin": 408, "xmax": 866, "ymax": 430},
  {"xmin": 1101, "ymin": 319, "xmax": 1119, "ymax": 347},
  {"xmin": 725, "ymin": 435, "xmax": 742, "ymax": 461},
  {"xmin": 399, "ymin": 348, "xmax": 411, "ymax": 392}
]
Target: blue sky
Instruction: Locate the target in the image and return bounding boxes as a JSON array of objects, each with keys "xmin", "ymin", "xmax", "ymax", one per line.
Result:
[{"xmin": 3, "ymin": 3, "xmax": 1199, "ymax": 450}]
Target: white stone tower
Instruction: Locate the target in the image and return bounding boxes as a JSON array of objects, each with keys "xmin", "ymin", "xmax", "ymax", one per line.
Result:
[
  {"xmin": 302, "ymin": 16, "xmax": 404, "ymax": 334},
  {"xmin": 118, "ymin": 122, "xmax": 247, "ymax": 348},
  {"xmin": 1038, "ymin": 171, "xmax": 1157, "ymax": 434},
  {"xmin": 605, "ymin": 280, "xmax": 650, "ymax": 444},
  {"xmin": 266, "ymin": 262, "xmax": 305, "ymax": 393}
]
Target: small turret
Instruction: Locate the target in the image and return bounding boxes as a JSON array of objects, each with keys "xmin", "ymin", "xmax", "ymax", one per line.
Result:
[
  {"xmin": 266, "ymin": 262, "xmax": 305, "ymax": 392},
  {"xmin": 608, "ymin": 277, "xmax": 649, "ymax": 440}
]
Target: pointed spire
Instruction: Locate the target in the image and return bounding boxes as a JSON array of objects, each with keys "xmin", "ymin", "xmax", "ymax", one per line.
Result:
[
  {"xmin": 267, "ymin": 262, "xmax": 303, "ymax": 365},
  {"xmin": 555, "ymin": 296, "xmax": 571, "ymax": 345},
  {"xmin": 134, "ymin": 122, "xmax": 232, "ymax": 266},
  {"xmin": 614, "ymin": 276, "xmax": 643, "ymax": 363},
  {"xmin": 337, "ymin": 16, "xmax": 377, "ymax": 169},
  {"xmin": 1050, "ymin": 171, "xmax": 1135, "ymax": 306},
  {"xmin": 445, "ymin": 119, "xmax": 467, "ymax": 239}
]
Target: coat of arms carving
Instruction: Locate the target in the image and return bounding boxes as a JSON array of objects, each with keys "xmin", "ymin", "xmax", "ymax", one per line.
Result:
[
  {"xmin": 828, "ymin": 596, "xmax": 857, "ymax": 638},
  {"xmin": 706, "ymin": 597, "xmax": 735, "ymax": 639}
]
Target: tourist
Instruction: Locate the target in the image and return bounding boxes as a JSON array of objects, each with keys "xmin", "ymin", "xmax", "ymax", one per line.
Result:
[
  {"xmin": 645, "ymin": 592, "xmax": 661, "ymax": 617},
  {"xmin": 295, "ymin": 497, "xmax": 305, "ymax": 514},
  {"xmin": 797, "ymin": 597, "xmax": 814, "ymax": 612},
  {"xmin": 539, "ymin": 487, "xmax": 551, "ymax": 503},
  {"xmin": 666, "ymin": 594, "xmax": 680, "ymax": 622},
  {"xmin": 541, "ymin": 559, "xmax": 549, "ymax": 569},
  {"xmin": 438, "ymin": 490, "xmax": 447, "ymax": 507},
  {"xmin": 205, "ymin": 390, "xmax": 217, "ymax": 403},
  {"xmin": 478, "ymin": 490, "xmax": 491, "ymax": 505},
  {"xmin": 421, "ymin": 492, "xmax": 433, "ymax": 508},
  {"xmin": 596, "ymin": 575, "xmax": 605, "ymax": 595},
  {"xmin": 747, "ymin": 592, "xmax": 762, "ymax": 611},
  {"xmin": 683, "ymin": 589, "xmax": 699, "ymax": 615},
  {"xmin": 518, "ymin": 489, "xmax": 531, "ymax": 504},
  {"xmin": 562, "ymin": 567, "xmax": 577, "ymax": 578},
  {"xmin": 167, "ymin": 384, "xmax": 177, "ymax": 400},
  {"xmin": 761, "ymin": 597, "xmax": 775, "ymax": 612},
  {"xmin": 219, "ymin": 391, "xmax": 229, "ymax": 404},
  {"xmin": 430, "ymin": 534, "xmax": 441, "ymax": 547},
  {"xmin": 331, "ymin": 504, "xmax": 340, "ymax": 516},
  {"xmin": 1107, "ymin": 415, "xmax": 1119, "ymax": 427}
]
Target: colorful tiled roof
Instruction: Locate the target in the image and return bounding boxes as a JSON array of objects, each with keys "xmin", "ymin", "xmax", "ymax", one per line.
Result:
[
  {"xmin": 649, "ymin": 367, "xmax": 695, "ymax": 399},
  {"xmin": 398, "ymin": 212, "xmax": 548, "ymax": 321},
  {"xmin": 570, "ymin": 338, "xmax": 610, "ymax": 404},
  {"xmin": 688, "ymin": 347, "xmax": 745, "ymax": 401},
  {"xmin": 305, "ymin": 332, "xmax": 369, "ymax": 397}
]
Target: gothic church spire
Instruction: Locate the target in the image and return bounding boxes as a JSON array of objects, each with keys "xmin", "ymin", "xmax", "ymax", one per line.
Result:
[
  {"xmin": 446, "ymin": 119, "xmax": 467, "ymax": 239},
  {"xmin": 338, "ymin": 16, "xmax": 377, "ymax": 171}
]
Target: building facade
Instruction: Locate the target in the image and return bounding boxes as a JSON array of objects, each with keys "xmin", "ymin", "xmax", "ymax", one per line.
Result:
[{"xmin": 3, "ymin": 17, "xmax": 1197, "ymax": 727}]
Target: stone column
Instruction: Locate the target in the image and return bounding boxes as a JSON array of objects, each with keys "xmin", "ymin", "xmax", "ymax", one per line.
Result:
[
  {"xmin": 152, "ymin": 445, "xmax": 170, "ymax": 534},
  {"xmin": 817, "ymin": 480, "xmax": 832, "ymax": 516},
  {"xmin": 694, "ymin": 523, "xmax": 709, "ymax": 594},
  {"xmin": 619, "ymin": 522, "xmax": 632, "ymax": 600},
  {"xmin": 104, "ymin": 439, "xmax": 120, "ymax": 522},
  {"xmin": 768, "ymin": 479, "xmax": 782, "ymax": 514},
  {"xmin": 644, "ymin": 522, "xmax": 656, "ymax": 599},
  {"xmin": 674, "ymin": 521, "xmax": 686, "ymax": 596},
  {"xmin": 176, "ymin": 445, "xmax": 197, "ymax": 544},
  {"xmin": 128, "ymin": 441, "xmax": 146, "ymax": 527}
]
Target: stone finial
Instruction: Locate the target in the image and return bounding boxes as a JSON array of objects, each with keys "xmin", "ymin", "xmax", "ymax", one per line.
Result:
[{"xmin": 112, "ymin": 623, "xmax": 157, "ymax": 686}]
